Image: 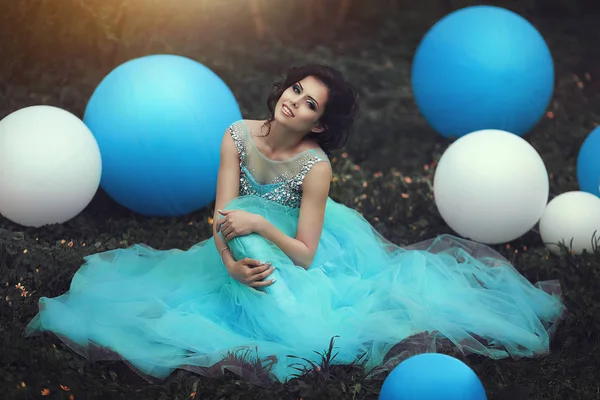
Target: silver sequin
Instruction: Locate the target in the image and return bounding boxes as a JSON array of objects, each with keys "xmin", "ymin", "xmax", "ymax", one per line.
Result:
[{"xmin": 229, "ymin": 121, "xmax": 329, "ymax": 209}]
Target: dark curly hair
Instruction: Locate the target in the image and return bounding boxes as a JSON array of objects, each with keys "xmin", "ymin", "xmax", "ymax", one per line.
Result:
[{"xmin": 263, "ymin": 63, "xmax": 359, "ymax": 155}]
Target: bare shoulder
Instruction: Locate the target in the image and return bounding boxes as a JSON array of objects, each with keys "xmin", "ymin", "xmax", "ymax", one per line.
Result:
[
  {"xmin": 308, "ymin": 159, "xmax": 332, "ymax": 175},
  {"xmin": 303, "ymin": 160, "xmax": 332, "ymax": 188}
]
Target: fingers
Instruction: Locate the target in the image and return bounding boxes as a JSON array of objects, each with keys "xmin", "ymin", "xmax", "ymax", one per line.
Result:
[
  {"xmin": 243, "ymin": 258, "xmax": 264, "ymax": 267},
  {"xmin": 250, "ymin": 262, "xmax": 272, "ymax": 274},
  {"xmin": 216, "ymin": 217, "xmax": 227, "ymax": 231},
  {"xmin": 252, "ymin": 265, "xmax": 274, "ymax": 281},
  {"xmin": 227, "ymin": 233, "xmax": 239, "ymax": 242},
  {"xmin": 221, "ymin": 224, "xmax": 241, "ymax": 241},
  {"xmin": 221, "ymin": 226, "xmax": 233, "ymax": 238},
  {"xmin": 250, "ymin": 279, "xmax": 275, "ymax": 288},
  {"xmin": 240, "ymin": 261, "xmax": 274, "ymax": 287},
  {"xmin": 241, "ymin": 261, "xmax": 275, "ymax": 289},
  {"xmin": 223, "ymin": 230, "xmax": 234, "ymax": 241}
]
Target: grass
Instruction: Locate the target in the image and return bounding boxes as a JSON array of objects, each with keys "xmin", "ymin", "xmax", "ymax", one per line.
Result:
[{"xmin": 1, "ymin": 1, "xmax": 600, "ymax": 399}]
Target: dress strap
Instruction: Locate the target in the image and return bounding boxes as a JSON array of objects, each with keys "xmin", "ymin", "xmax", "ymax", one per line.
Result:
[
  {"xmin": 228, "ymin": 120, "xmax": 248, "ymax": 164},
  {"xmin": 306, "ymin": 148, "xmax": 330, "ymax": 163}
]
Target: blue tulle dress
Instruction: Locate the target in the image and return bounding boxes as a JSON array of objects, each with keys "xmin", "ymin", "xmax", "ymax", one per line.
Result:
[{"xmin": 25, "ymin": 120, "xmax": 566, "ymax": 384}]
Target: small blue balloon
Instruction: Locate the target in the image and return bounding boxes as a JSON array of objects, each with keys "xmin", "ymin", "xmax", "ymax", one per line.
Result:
[
  {"xmin": 411, "ymin": 5, "xmax": 554, "ymax": 138},
  {"xmin": 84, "ymin": 54, "xmax": 242, "ymax": 216},
  {"xmin": 577, "ymin": 126, "xmax": 600, "ymax": 198},
  {"xmin": 378, "ymin": 354, "xmax": 487, "ymax": 400}
]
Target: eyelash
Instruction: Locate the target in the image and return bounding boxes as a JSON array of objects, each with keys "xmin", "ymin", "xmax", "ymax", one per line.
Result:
[{"xmin": 292, "ymin": 84, "xmax": 316, "ymax": 110}]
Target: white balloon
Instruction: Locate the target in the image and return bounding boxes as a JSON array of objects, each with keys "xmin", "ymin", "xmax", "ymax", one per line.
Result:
[
  {"xmin": 0, "ymin": 105, "xmax": 102, "ymax": 227},
  {"xmin": 539, "ymin": 191, "xmax": 600, "ymax": 255},
  {"xmin": 433, "ymin": 129, "xmax": 549, "ymax": 244}
]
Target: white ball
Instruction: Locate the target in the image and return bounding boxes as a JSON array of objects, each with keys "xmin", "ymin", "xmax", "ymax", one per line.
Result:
[
  {"xmin": 539, "ymin": 191, "xmax": 600, "ymax": 255},
  {"xmin": 433, "ymin": 129, "xmax": 549, "ymax": 244},
  {"xmin": 0, "ymin": 105, "xmax": 102, "ymax": 227}
]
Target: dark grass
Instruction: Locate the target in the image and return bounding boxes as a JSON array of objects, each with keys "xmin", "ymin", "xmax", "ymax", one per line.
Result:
[{"xmin": 1, "ymin": 1, "xmax": 600, "ymax": 399}]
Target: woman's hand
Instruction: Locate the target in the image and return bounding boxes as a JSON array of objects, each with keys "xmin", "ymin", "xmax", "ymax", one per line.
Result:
[
  {"xmin": 225, "ymin": 258, "xmax": 275, "ymax": 289},
  {"xmin": 217, "ymin": 209, "xmax": 264, "ymax": 241}
]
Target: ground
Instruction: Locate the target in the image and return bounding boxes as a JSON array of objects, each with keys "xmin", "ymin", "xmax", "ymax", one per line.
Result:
[{"xmin": 1, "ymin": 1, "xmax": 599, "ymax": 399}]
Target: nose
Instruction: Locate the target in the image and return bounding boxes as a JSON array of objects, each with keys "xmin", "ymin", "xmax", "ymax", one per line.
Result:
[{"xmin": 289, "ymin": 96, "xmax": 300, "ymax": 107}]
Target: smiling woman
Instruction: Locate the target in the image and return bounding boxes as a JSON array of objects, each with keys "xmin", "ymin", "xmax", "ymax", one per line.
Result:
[
  {"xmin": 261, "ymin": 64, "xmax": 357, "ymax": 156},
  {"xmin": 24, "ymin": 63, "xmax": 565, "ymax": 385}
]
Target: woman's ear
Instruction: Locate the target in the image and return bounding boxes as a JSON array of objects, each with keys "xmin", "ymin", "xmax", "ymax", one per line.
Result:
[{"xmin": 311, "ymin": 123, "xmax": 325, "ymax": 133}]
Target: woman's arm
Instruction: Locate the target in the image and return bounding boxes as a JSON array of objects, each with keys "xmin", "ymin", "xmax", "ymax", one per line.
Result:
[
  {"xmin": 255, "ymin": 161, "xmax": 332, "ymax": 269},
  {"xmin": 213, "ymin": 129, "xmax": 241, "ymax": 268}
]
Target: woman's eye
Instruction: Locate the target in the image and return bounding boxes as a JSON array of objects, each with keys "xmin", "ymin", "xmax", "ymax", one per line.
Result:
[{"xmin": 292, "ymin": 84, "xmax": 315, "ymax": 110}]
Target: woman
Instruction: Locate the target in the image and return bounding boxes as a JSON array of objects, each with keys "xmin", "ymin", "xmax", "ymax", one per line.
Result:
[{"xmin": 25, "ymin": 64, "xmax": 565, "ymax": 385}]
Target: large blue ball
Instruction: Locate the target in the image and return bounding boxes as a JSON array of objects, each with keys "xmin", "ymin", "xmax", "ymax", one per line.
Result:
[
  {"xmin": 378, "ymin": 354, "xmax": 487, "ymax": 400},
  {"xmin": 411, "ymin": 5, "xmax": 554, "ymax": 138},
  {"xmin": 577, "ymin": 126, "xmax": 600, "ymax": 198},
  {"xmin": 84, "ymin": 54, "xmax": 242, "ymax": 216}
]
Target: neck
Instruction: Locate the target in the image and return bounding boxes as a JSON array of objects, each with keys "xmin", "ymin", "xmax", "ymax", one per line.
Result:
[{"xmin": 260, "ymin": 120, "xmax": 306, "ymax": 153}]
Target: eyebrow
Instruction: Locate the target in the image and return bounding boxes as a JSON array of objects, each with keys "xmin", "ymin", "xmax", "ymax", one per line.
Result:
[{"xmin": 297, "ymin": 82, "xmax": 319, "ymax": 108}]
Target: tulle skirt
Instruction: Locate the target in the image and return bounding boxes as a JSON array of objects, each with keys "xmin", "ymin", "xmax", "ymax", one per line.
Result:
[{"xmin": 24, "ymin": 195, "xmax": 565, "ymax": 384}]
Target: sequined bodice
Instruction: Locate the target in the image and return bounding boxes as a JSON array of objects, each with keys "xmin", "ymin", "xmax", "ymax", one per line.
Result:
[{"xmin": 229, "ymin": 120, "xmax": 329, "ymax": 208}]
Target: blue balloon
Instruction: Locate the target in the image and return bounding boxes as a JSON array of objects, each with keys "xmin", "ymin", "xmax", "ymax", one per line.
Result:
[
  {"xmin": 577, "ymin": 126, "xmax": 600, "ymax": 198},
  {"xmin": 411, "ymin": 5, "xmax": 554, "ymax": 138},
  {"xmin": 378, "ymin": 354, "xmax": 487, "ymax": 400},
  {"xmin": 84, "ymin": 54, "xmax": 242, "ymax": 216}
]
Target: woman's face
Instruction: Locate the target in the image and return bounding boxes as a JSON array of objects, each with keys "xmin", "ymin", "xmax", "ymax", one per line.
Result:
[{"xmin": 274, "ymin": 75, "xmax": 329, "ymax": 134}]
